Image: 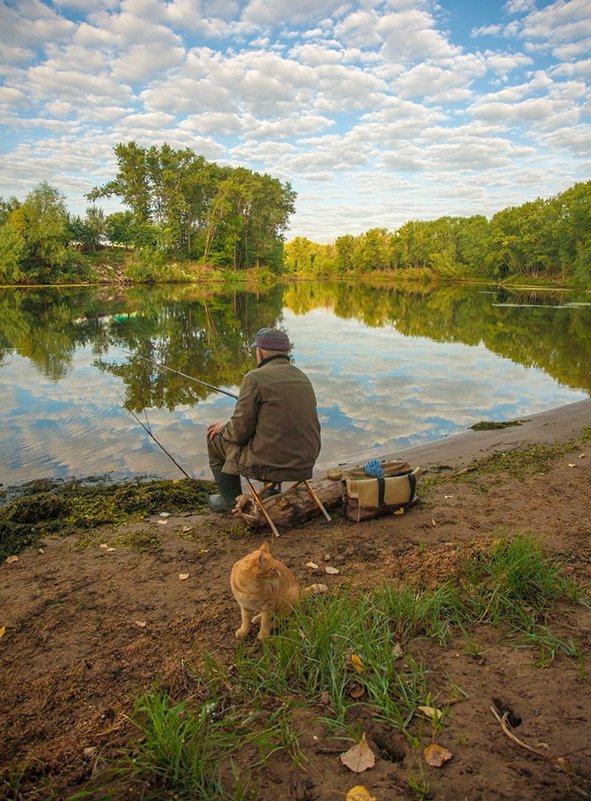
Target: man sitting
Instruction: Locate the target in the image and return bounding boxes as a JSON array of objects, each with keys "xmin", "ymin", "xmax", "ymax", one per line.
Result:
[{"xmin": 206, "ymin": 327, "xmax": 321, "ymax": 512}]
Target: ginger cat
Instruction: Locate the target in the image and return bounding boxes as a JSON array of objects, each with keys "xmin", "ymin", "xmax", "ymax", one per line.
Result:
[{"xmin": 230, "ymin": 541, "xmax": 328, "ymax": 640}]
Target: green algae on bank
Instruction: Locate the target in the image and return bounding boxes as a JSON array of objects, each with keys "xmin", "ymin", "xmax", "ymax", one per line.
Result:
[{"xmin": 0, "ymin": 477, "xmax": 212, "ymax": 560}]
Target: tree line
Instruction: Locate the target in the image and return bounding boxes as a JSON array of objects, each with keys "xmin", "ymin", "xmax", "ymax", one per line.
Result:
[
  {"xmin": 1, "ymin": 146, "xmax": 589, "ymax": 286},
  {"xmin": 284, "ymin": 180, "xmax": 591, "ymax": 285},
  {"xmin": 0, "ymin": 142, "xmax": 296, "ymax": 284}
]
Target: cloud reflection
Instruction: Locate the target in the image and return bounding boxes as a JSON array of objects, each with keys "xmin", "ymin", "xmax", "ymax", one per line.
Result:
[{"xmin": 0, "ymin": 310, "xmax": 587, "ymax": 487}]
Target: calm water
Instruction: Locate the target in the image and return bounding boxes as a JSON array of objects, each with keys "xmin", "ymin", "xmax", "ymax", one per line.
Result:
[{"xmin": 1, "ymin": 281, "xmax": 589, "ymax": 487}]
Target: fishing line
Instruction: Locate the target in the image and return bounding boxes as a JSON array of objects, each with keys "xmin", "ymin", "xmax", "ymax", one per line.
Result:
[
  {"xmin": 121, "ymin": 350, "xmax": 239, "ymax": 400},
  {"xmin": 118, "ymin": 393, "xmax": 193, "ymax": 480}
]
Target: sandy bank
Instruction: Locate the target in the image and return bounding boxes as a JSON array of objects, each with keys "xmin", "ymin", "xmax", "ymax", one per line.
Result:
[{"xmin": 335, "ymin": 398, "xmax": 591, "ymax": 474}]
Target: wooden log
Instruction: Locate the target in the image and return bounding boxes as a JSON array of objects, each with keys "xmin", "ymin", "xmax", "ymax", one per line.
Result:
[{"xmin": 232, "ymin": 477, "xmax": 343, "ymax": 530}]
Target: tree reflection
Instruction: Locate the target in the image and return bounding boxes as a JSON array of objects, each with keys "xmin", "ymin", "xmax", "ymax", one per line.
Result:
[{"xmin": 1, "ymin": 282, "xmax": 589, "ymax": 409}]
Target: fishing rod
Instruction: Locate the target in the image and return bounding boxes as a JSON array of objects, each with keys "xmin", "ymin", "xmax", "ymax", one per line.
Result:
[
  {"xmin": 122, "ymin": 351, "xmax": 238, "ymax": 400},
  {"xmin": 118, "ymin": 394, "xmax": 193, "ymax": 480}
]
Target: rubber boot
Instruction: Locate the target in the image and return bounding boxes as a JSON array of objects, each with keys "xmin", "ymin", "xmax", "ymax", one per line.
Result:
[
  {"xmin": 260, "ymin": 483, "xmax": 282, "ymax": 500},
  {"xmin": 208, "ymin": 470, "xmax": 242, "ymax": 512}
]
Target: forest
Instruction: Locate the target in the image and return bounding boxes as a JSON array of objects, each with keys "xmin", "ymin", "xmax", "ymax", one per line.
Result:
[
  {"xmin": 285, "ymin": 180, "xmax": 591, "ymax": 285},
  {"xmin": 0, "ymin": 140, "xmax": 589, "ymax": 286}
]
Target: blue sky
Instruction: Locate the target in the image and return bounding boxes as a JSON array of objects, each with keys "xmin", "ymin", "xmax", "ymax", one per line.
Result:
[{"xmin": 0, "ymin": 0, "xmax": 589, "ymax": 241}]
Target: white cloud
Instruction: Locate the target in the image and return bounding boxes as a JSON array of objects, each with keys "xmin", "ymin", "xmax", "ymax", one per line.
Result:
[
  {"xmin": 520, "ymin": 0, "xmax": 591, "ymax": 58},
  {"xmin": 111, "ymin": 42, "xmax": 186, "ymax": 82},
  {"xmin": 241, "ymin": 0, "xmax": 344, "ymax": 27},
  {"xmin": 0, "ymin": 0, "xmax": 589, "ymax": 241}
]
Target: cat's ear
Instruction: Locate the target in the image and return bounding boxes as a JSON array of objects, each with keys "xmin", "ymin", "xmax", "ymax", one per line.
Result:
[{"xmin": 260, "ymin": 541, "xmax": 270, "ymax": 554}]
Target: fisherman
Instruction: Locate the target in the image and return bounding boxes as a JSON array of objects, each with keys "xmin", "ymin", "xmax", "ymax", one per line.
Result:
[{"xmin": 206, "ymin": 327, "xmax": 321, "ymax": 512}]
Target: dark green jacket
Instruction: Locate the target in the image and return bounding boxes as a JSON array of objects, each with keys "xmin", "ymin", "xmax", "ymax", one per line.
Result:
[{"xmin": 220, "ymin": 355, "xmax": 321, "ymax": 482}]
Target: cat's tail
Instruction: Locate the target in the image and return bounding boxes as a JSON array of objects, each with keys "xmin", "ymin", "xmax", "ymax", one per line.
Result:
[{"xmin": 303, "ymin": 583, "xmax": 329, "ymax": 595}]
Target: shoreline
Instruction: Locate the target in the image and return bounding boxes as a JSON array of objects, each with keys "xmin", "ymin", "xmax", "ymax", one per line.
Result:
[
  {"xmin": 2, "ymin": 398, "xmax": 589, "ymax": 491},
  {"xmin": 390, "ymin": 397, "xmax": 591, "ymax": 469},
  {"xmin": 333, "ymin": 397, "xmax": 591, "ymax": 475}
]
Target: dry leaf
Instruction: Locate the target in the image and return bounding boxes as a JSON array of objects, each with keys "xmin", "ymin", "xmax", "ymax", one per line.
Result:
[
  {"xmin": 423, "ymin": 742, "xmax": 452, "ymax": 767},
  {"xmin": 99, "ymin": 543, "xmax": 108, "ymax": 549},
  {"xmin": 418, "ymin": 705, "xmax": 443, "ymax": 721},
  {"xmin": 0, "ymin": 626, "xmax": 5, "ymax": 639},
  {"xmin": 351, "ymin": 654, "xmax": 364, "ymax": 672},
  {"xmin": 325, "ymin": 566, "xmax": 339, "ymax": 575},
  {"xmin": 349, "ymin": 682, "xmax": 365, "ymax": 699},
  {"xmin": 178, "ymin": 573, "xmax": 190, "ymax": 581},
  {"xmin": 393, "ymin": 507, "xmax": 405, "ymax": 515},
  {"xmin": 306, "ymin": 561, "xmax": 319, "ymax": 569},
  {"xmin": 182, "ymin": 526, "xmax": 193, "ymax": 533},
  {"xmin": 134, "ymin": 620, "xmax": 147, "ymax": 628},
  {"xmin": 106, "ymin": 547, "xmax": 116, "ymax": 552},
  {"xmin": 346, "ymin": 786, "xmax": 377, "ymax": 801},
  {"xmin": 392, "ymin": 643, "xmax": 403, "ymax": 659},
  {"xmin": 568, "ymin": 463, "xmax": 576, "ymax": 468},
  {"xmin": 157, "ymin": 519, "xmax": 168, "ymax": 525},
  {"xmin": 5, "ymin": 555, "xmax": 19, "ymax": 564},
  {"xmin": 340, "ymin": 733, "xmax": 376, "ymax": 773}
]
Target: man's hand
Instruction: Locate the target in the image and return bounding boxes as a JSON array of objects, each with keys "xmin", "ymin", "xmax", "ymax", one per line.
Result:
[{"xmin": 207, "ymin": 422, "xmax": 225, "ymax": 441}]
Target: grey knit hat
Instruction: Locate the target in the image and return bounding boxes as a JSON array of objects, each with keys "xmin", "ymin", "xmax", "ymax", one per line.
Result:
[{"xmin": 250, "ymin": 327, "xmax": 291, "ymax": 351}]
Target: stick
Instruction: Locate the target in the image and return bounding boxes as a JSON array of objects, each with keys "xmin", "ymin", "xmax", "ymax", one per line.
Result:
[{"xmin": 490, "ymin": 705, "xmax": 547, "ymax": 757}]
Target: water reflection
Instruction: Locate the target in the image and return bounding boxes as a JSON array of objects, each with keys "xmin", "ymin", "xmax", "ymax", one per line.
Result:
[{"xmin": 0, "ymin": 282, "xmax": 589, "ymax": 487}]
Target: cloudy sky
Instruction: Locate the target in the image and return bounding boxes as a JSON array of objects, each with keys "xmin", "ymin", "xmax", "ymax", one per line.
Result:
[{"xmin": 1, "ymin": 0, "xmax": 590, "ymax": 241}]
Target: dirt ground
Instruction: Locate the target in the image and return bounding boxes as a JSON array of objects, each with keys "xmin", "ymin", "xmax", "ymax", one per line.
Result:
[{"xmin": 1, "ymin": 400, "xmax": 590, "ymax": 801}]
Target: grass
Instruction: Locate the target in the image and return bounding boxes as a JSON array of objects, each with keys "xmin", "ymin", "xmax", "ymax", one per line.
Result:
[
  {"xmin": 470, "ymin": 419, "xmax": 525, "ymax": 431},
  {"xmin": 40, "ymin": 535, "xmax": 591, "ymax": 800},
  {"xmin": 460, "ymin": 441, "xmax": 578, "ymax": 479}
]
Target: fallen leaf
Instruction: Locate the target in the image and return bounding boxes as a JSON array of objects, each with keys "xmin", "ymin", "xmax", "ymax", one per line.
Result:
[
  {"xmin": 393, "ymin": 507, "xmax": 405, "ymax": 515},
  {"xmin": 568, "ymin": 463, "xmax": 576, "ymax": 468},
  {"xmin": 346, "ymin": 786, "xmax": 377, "ymax": 801},
  {"xmin": 5, "ymin": 556, "xmax": 18, "ymax": 564},
  {"xmin": 325, "ymin": 566, "xmax": 339, "ymax": 575},
  {"xmin": 423, "ymin": 742, "xmax": 452, "ymax": 767},
  {"xmin": 83, "ymin": 747, "xmax": 98, "ymax": 758},
  {"xmin": 182, "ymin": 526, "xmax": 193, "ymax": 532},
  {"xmin": 579, "ymin": 453, "xmax": 586, "ymax": 459},
  {"xmin": 392, "ymin": 643, "xmax": 403, "ymax": 659},
  {"xmin": 306, "ymin": 561, "xmax": 319, "ymax": 569},
  {"xmin": 178, "ymin": 573, "xmax": 190, "ymax": 581},
  {"xmin": 157, "ymin": 519, "xmax": 168, "ymax": 525},
  {"xmin": 349, "ymin": 682, "xmax": 365, "ymax": 699},
  {"xmin": 431, "ymin": 519, "xmax": 436, "ymax": 526},
  {"xmin": 38, "ymin": 548, "xmax": 45, "ymax": 554},
  {"xmin": 0, "ymin": 626, "xmax": 5, "ymax": 639},
  {"xmin": 106, "ymin": 547, "xmax": 116, "ymax": 552},
  {"xmin": 556, "ymin": 756, "xmax": 571, "ymax": 772},
  {"xmin": 159, "ymin": 512, "xmax": 171, "ymax": 518},
  {"xmin": 99, "ymin": 543, "xmax": 108, "ymax": 549},
  {"xmin": 134, "ymin": 620, "xmax": 147, "ymax": 628},
  {"xmin": 351, "ymin": 654, "xmax": 364, "ymax": 672},
  {"xmin": 418, "ymin": 705, "xmax": 443, "ymax": 721},
  {"xmin": 340, "ymin": 733, "xmax": 376, "ymax": 773}
]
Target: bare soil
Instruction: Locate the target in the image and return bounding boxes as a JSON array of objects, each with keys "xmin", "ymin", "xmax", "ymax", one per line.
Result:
[{"xmin": 1, "ymin": 401, "xmax": 590, "ymax": 801}]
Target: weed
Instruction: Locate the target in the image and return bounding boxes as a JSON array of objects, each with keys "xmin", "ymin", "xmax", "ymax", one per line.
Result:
[
  {"xmin": 407, "ymin": 766, "xmax": 431, "ymax": 801},
  {"xmin": 470, "ymin": 420, "xmax": 524, "ymax": 431},
  {"xmin": 0, "ymin": 478, "xmax": 211, "ymax": 558},
  {"xmin": 458, "ymin": 441, "xmax": 577, "ymax": 479},
  {"xmin": 464, "ymin": 533, "xmax": 580, "ymax": 627}
]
